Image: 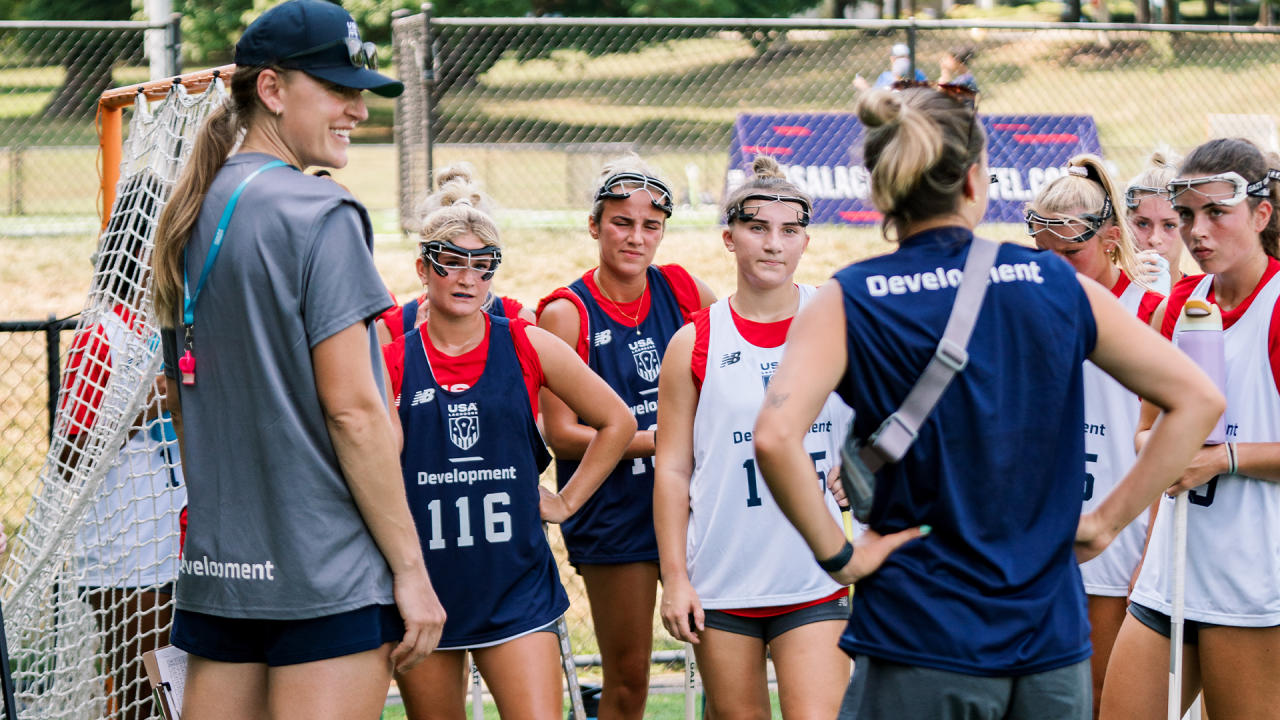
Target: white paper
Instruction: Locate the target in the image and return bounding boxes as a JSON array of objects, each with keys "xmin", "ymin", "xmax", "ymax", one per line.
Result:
[{"xmin": 155, "ymin": 645, "xmax": 188, "ymax": 720}]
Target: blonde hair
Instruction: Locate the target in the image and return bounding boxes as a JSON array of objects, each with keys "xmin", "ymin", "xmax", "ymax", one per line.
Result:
[
  {"xmin": 418, "ymin": 163, "xmax": 501, "ymax": 249},
  {"xmin": 1028, "ymin": 154, "xmax": 1147, "ymax": 287},
  {"xmin": 855, "ymin": 87, "xmax": 986, "ymax": 241},
  {"xmin": 152, "ymin": 66, "xmax": 289, "ymax": 327},
  {"xmin": 1127, "ymin": 146, "xmax": 1182, "ymax": 197},
  {"xmin": 590, "ymin": 152, "xmax": 668, "ymax": 225},
  {"xmin": 721, "ymin": 156, "xmax": 812, "ymax": 226}
]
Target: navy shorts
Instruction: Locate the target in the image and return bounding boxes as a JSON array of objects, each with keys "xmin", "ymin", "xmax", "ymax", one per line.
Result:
[
  {"xmin": 1128, "ymin": 601, "xmax": 1222, "ymax": 645},
  {"xmin": 171, "ymin": 604, "xmax": 404, "ymax": 667},
  {"xmin": 703, "ymin": 594, "xmax": 850, "ymax": 645}
]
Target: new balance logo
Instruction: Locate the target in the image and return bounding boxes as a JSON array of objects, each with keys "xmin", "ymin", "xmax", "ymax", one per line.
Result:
[
  {"xmin": 595, "ymin": 329, "xmax": 613, "ymax": 346},
  {"xmin": 720, "ymin": 352, "xmax": 741, "ymax": 367},
  {"xmin": 411, "ymin": 388, "xmax": 436, "ymax": 406}
]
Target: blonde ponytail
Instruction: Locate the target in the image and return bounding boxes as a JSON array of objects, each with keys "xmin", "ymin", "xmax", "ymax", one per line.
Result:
[
  {"xmin": 419, "ymin": 163, "xmax": 501, "ymax": 249},
  {"xmin": 152, "ymin": 66, "xmax": 286, "ymax": 328}
]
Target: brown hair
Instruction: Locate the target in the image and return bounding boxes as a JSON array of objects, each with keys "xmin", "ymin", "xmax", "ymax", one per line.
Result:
[
  {"xmin": 721, "ymin": 156, "xmax": 811, "ymax": 226},
  {"xmin": 1028, "ymin": 154, "xmax": 1148, "ymax": 286},
  {"xmin": 855, "ymin": 87, "xmax": 985, "ymax": 241},
  {"xmin": 1179, "ymin": 137, "xmax": 1280, "ymax": 259},
  {"xmin": 418, "ymin": 163, "xmax": 501, "ymax": 250},
  {"xmin": 151, "ymin": 66, "xmax": 288, "ymax": 327}
]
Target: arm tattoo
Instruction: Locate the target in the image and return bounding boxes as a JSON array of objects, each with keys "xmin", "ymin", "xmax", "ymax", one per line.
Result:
[{"xmin": 765, "ymin": 391, "xmax": 790, "ymax": 409}]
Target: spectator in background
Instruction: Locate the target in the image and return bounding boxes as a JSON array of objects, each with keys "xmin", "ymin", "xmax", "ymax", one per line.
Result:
[
  {"xmin": 940, "ymin": 44, "xmax": 979, "ymax": 92},
  {"xmin": 854, "ymin": 43, "xmax": 926, "ymax": 92}
]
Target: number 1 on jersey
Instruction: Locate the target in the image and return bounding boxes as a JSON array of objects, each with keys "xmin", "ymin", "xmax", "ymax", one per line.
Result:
[{"xmin": 743, "ymin": 452, "xmax": 829, "ymax": 508}]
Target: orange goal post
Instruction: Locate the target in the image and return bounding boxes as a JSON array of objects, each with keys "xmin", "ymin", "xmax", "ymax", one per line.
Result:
[{"xmin": 97, "ymin": 64, "xmax": 235, "ymax": 230}]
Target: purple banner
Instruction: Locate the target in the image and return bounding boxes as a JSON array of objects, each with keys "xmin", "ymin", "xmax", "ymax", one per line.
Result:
[{"xmin": 726, "ymin": 112, "xmax": 1102, "ymax": 224}]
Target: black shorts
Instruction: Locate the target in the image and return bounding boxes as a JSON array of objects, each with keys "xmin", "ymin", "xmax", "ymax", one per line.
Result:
[
  {"xmin": 1128, "ymin": 601, "xmax": 1222, "ymax": 645},
  {"xmin": 171, "ymin": 604, "xmax": 404, "ymax": 667},
  {"xmin": 702, "ymin": 594, "xmax": 850, "ymax": 645}
]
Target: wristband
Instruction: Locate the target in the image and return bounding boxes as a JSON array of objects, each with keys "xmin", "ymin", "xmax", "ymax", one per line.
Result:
[
  {"xmin": 817, "ymin": 540, "xmax": 854, "ymax": 573},
  {"xmin": 1226, "ymin": 442, "xmax": 1238, "ymax": 476}
]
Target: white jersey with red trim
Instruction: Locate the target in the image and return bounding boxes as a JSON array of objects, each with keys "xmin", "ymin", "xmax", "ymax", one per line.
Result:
[
  {"xmin": 1132, "ymin": 272, "xmax": 1280, "ymax": 625},
  {"xmin": 688, "ymin": 287, "xmax": 855, "ymax": 609},
  {"xmin": 1079, "ymin": 279, "xmax": 1152, "ymax": 596}
]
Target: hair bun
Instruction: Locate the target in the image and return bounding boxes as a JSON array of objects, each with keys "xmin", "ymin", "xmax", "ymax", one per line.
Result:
[
  {"xmin": 436, "ymin": 163, "xmax": 474, "ymax": 190},
  {"xmin": 452, "ymin": 197, "xmax": 474, "ymax": 207},
  {"xmin": 855, "ymin": 89, "xmax": 902, "ymax": 129},
  {"xmin": 751, "ymin": 156, "xmax": 787, "ymax": 180}
]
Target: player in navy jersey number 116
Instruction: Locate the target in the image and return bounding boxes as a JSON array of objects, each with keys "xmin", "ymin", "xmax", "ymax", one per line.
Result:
[
  {"xmin": 655, "ymin": 155, "xmax": 855, "ymax": 719},
  {"xmin": 1104, "ymin": 139, "xmax": 1280, "ymax": 720},
  {"xmin": 386, "ymin": 166, "xmax": 636, "ymax": 720},
  {"xmin": 538, "ymin": 154, "xmax": 715, "ymax": 720},
  {"xmin": 1026, "ymin": 153, "xmax": 1164, "ymax": 719}
]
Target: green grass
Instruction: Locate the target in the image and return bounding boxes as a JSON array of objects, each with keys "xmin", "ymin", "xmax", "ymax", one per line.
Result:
[{"xmin": 379, "ymin": 691, "xmax": 783, "ymax": 719}]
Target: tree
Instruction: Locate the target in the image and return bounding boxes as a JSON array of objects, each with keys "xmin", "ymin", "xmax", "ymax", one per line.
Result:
[
  {"xmin": 177, "ymin": 0, "xmax": 256, "ymax": 64},
  {"xmin": 22, "ymin": 0, "xmax": 140, "ymax": 117}
]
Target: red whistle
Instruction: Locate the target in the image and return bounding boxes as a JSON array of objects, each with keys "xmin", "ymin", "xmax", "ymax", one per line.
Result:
[{"xmin": 179, "ymin": 351, "xmax": 196, "ymax": 386}]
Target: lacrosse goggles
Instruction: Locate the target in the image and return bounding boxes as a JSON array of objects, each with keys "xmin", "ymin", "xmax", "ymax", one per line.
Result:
[
  {"xmin": 1125, "ymin": 184, "xmax": 1172, "ymax": 210},
  {"xmin": 1025, "ymin": 195, "xmax": 1114, "ymax": 244},
  {"xmin": 422, "ymin": 241, "xmax": 502, "ymax": 281},
  {"xmin": 726, "ymin": 192, "xmax": 813, "ymax": 226},
  {"xmin": 1167, "ymin": 170, "xmax": 1280, "ymax": 208},
  {"xmin": 594, "ymin": 173, "xmax": 675, "ymax": 217}
]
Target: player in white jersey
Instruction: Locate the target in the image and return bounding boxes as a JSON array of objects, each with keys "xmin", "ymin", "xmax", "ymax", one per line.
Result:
[
  {"xmin": 1024, "ymin": 154, "xmax": 1164, "ymax": 719},
  {"xmin": 655, "ymin": 156, "xmax": 854, "ymax": 719},
  {"xmin": 1102, "ymin": 138, "xmax": 1280, "ymax": 720}
]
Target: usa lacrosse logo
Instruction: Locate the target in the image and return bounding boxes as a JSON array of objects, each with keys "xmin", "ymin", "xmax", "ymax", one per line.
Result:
[
  {"xmin": 629, "ymin": 337, "xmax": 661, "ymax": 382},
  {"xmin": 447, "ymin": 402, "xmax": 480, "ymax": 451}
]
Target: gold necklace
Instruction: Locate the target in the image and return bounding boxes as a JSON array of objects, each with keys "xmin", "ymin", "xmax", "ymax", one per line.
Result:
[{"xmin": 596, "ymin": 271, "xmax": 647, "ymax": 334}]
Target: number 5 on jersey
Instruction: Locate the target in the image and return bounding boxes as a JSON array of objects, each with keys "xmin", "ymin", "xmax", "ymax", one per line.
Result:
[{"xmin": 425, "ymin": 493, "xmax": 513, "ymax": 549}]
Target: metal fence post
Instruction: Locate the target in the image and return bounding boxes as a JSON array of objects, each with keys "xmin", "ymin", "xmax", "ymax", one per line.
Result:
[
  {"xmin": 422, "ymin": 3, "xmax": 435, "ymax": 190},
  {"xmin": 45, "ymin": 313, "xmax": 59, "ymax": 444},
  {"xmin": 169, "ymin": 13, "xmax": 183, "ymax": 77},
  {"xmin": 907, "ymin": 22, "xmax": 917, "ymax": 78}
]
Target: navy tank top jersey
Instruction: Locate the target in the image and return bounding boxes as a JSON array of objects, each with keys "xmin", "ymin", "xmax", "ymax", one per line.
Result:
[
  {"xmin": 833, "ymin": 227, "xmax": 1097, "ymax": 677},
  {"xmin": 401, "ymin": 294, "xmax": 508, "ymax": 336},
  {"xmin": 398, "ymin": 317, "xmax": 568, "ymax": 649},
  {"xmin": 558, "ymin": 265, "xmax": 687, "ymax": 564}
]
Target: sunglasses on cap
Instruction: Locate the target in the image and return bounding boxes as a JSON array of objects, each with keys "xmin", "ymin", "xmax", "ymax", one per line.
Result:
[
  {"xmin": 1024, "ymin": 196, "xmax": 1114, "ymax": 244},
  {"xmin": 1125, "ymin": 185, "xmax": 1172, "ymax": 210},
  {"xmin": 282, "ymin": 36, "xmax": 379, "ymax": 71},
  {"xmin": 421, "ymin": 241, "xmax": 502, "ymax": 281},
  {"xmin": 594, "ymin": 173, "xmax": 675, "ymax": 218},
  {"xmin": 1167, "ymin": 170, "xmax": 1280, "ymax": 208},
  {"xmin": 890, "ymin": 79, "xmax": 978, "ymax": 111},
  {"xmin": 727, "ymin": 193, "xmax": 813, "ymax": 226}
]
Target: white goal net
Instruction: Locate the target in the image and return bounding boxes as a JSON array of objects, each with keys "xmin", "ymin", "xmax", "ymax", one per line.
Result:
[{"xmin": 0, "ymin": 77, "xmax": 227, "ymax": 720}]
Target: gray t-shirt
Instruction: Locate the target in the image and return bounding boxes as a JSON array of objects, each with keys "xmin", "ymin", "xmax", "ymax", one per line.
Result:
[{"xmin": 162, "ymin": 153, "xmax": 394, "ymax": 619}]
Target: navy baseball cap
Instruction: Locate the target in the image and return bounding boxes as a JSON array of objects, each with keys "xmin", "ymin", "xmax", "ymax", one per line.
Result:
[{"xmin": 235, "ymin": 0, "xmax": 404, "ymax": 98}]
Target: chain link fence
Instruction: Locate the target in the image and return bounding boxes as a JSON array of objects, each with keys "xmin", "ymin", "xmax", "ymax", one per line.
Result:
[
  {"xmin": 0, "ymin": 318, "xmax": 75, "ymax": 559},
  {"xmin": 0, "ymin": 20, "xmax": 175, "ymax": 237},
  {"xmin": 394, "ymin": 16, "xmax": 1280, "ymax": 230},
  {"xmin": 392, "ymin": 12, "xmax": 1280, "ymax": 698}
]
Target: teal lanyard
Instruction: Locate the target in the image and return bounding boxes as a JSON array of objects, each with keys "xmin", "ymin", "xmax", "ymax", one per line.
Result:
[{"xmin": 182, "ymin": 160, "xmax": 293, "ymax": 327}]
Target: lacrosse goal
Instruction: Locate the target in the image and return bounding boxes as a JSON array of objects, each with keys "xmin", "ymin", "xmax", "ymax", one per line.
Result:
[{"xmin": 0, "ymin": 65, "xmax": 232, "ymax": 720}]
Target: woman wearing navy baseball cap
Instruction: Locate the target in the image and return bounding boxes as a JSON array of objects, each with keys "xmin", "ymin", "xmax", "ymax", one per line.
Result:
[{"xmin": 151, "ymin": 2, "xmax": 442, "ymax": 719}]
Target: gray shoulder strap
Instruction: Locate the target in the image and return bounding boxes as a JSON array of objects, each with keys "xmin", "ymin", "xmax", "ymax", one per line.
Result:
[{"xmin": 860, "ymin": 236, "xmax": 1001, "ymax": 471}]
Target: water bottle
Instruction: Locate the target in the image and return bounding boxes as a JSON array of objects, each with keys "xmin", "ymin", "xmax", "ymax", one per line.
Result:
[
  {"xmin": 1152, "ymin": 254, "xmax": 1171, "ymax": 296},
  {"xmin": 1173, "ymin": 298, "xmax": 1226, "ymax": 445}
]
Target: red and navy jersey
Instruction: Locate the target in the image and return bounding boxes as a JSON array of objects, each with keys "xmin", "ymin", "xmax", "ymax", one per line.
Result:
[
  {"xmin": 383, "ymin": 292, "xmax": 526, "ymax": 343},
  {"xmin": 537, "ymin": 264, "xmax": 700, "ymax": 565},
  {"xmin": 395, "ymin": 316, "xmax": 565, "ymax": 649}
]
